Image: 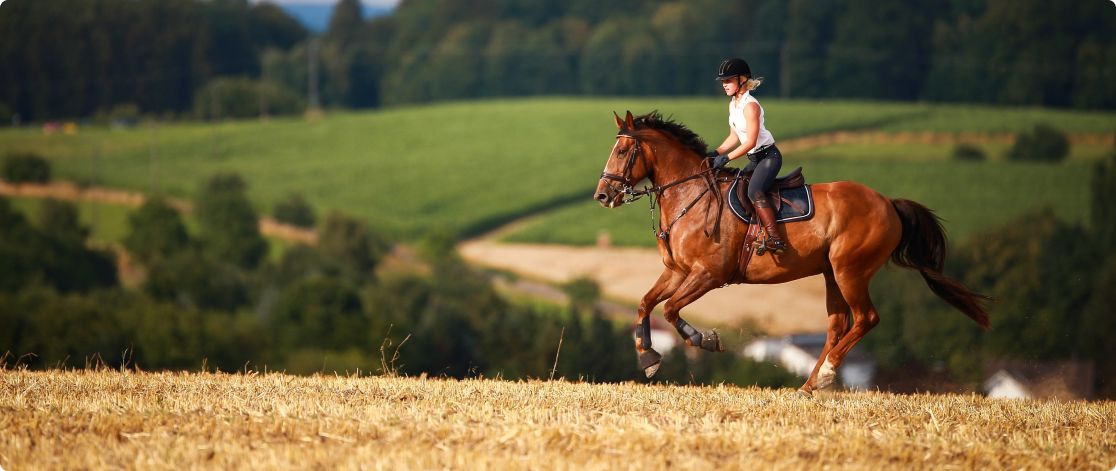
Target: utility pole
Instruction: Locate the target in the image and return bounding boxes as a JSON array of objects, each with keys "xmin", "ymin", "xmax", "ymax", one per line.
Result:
[
  {"xmin": 149, "ymin": 120, "xmax": 159, "ymax": 194},
  {"xmin": 308, "ymin": 37, "xmax": 321, "ymax": 114},
  {"xmin": 210, "ymin": 82, "xmax": 220, "ymax": 160},
  {"xmin": 780, "ymin": 43, "xmax": 790, "ymax": 98}
]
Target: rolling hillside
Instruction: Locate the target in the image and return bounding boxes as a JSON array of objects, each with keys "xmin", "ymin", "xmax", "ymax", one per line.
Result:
[{"xmin": 2, "ymin": 97, "xmax": 1112, "ymax": 242}]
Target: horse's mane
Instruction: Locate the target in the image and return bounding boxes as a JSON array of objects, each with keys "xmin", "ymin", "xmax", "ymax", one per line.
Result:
[{"xmin": 632, "ymin": 111, "xmax": 708, "ymax": 156}]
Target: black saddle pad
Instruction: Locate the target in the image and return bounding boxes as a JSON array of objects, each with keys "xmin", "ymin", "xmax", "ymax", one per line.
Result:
[{"xmin": 728, "ymin": 182, "xmax": 815, "ymax": 224}]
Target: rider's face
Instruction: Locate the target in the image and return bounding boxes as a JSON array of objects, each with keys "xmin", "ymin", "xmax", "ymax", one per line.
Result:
[{"xmin": 721, "ymin": 78, "xmax": 740, "ymax": 96}]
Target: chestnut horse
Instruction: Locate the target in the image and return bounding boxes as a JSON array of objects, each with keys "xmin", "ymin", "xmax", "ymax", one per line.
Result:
[{"xmin": 594, "ymin": 111, "xmax": 989, "ymax": 395}]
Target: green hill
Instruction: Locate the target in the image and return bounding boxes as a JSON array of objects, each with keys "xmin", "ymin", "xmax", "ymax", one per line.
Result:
[{"xmin": 2, "ymin": 97, "xmax": 1112, "ymax": 242}]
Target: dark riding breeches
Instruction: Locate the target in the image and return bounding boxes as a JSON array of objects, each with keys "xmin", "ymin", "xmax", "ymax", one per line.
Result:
[{"xmin": 742, "ymin": 144, "xmax": 782, "ymax": 202}]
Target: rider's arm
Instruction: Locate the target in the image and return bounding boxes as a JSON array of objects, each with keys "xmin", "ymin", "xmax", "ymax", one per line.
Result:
[
  {"xmin": 726, "ymin": 103, "xmax": 761, "ymax": 160},
  {"xmin": 714, "ymin": 130, "xmax": 739, "ymax": 155}
]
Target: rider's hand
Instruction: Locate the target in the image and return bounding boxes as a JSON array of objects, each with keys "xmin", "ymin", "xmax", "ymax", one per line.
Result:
[
  {"xmin": 705, "ymin": 149, "xmax": 719, "ymax": 159},
  {"xmin": 712, "ymin": 154, "xmax": 731, "ymax": 169}
]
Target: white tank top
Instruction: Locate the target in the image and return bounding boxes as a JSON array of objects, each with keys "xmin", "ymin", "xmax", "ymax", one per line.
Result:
[{"xmin": 728, "ymin": 91, "xmax": 775, "ymax": 153}]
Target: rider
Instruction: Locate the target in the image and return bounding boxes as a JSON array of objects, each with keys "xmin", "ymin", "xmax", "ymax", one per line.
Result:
[{"xmin": 708, "ymin": 58, "xmax": 785, "ymax": 254}]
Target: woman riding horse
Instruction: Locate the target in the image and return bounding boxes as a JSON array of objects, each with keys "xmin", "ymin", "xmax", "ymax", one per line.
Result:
[
  {"xmin": 594, "ymin": 109, "xmax": 990, "ymax": 395},
  {"xmin": 708, "ymin": 58, "xmax": 785, "ymax": 254}
]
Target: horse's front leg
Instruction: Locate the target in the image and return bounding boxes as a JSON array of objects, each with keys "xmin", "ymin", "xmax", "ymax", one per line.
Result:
[
  {"xmin": 662, "ymin": 268, "xmax": 725, "ymax": 355},
  {"xmin": 635, "ymin": 268, "xmax": 684, "ymax": 378}
]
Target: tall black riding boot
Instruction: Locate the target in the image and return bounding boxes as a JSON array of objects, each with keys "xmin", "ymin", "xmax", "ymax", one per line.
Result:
[{"xmin": 753, "ymin": 195, "xmax": 786, "ymax": 254}]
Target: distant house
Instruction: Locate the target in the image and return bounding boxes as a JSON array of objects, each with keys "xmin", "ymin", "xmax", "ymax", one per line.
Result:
[
  {"xmin": 743, "ymin": 334, "xmax": 876, "ymax": 390},
  {"xmin": 983, "ymin": 360, "xmax": 1095, "ymax": 400}
]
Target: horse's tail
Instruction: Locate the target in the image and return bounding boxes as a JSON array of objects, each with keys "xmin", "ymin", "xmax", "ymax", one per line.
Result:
[{"xmin": 890, "ymin": 199, "xmax": 991, "ymax": 329}]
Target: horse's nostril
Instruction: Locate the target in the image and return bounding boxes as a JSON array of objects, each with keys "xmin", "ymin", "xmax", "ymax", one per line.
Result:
[{"xmin": 595, "ymin": 193, "xmax": 608, "ymax": 202}]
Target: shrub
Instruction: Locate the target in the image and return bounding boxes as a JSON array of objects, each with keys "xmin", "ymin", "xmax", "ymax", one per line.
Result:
[
  {"xmin": 1006, "ymin": 123, "xmax": 1070, "ymax": 162},
  {"xmin": 194, "ymin": 78, "xmax": 304, "ymax": 119},
  {"xmin": 2, "ymin": 152, "xmax": 51, "ymax": 183},
  {"xmin": 273, "ymin": 193, "xmax": 316, "ymax": 228},
  {"xmin": 952, "ymin": 143, "xmax": 986, "ymax": 161}
]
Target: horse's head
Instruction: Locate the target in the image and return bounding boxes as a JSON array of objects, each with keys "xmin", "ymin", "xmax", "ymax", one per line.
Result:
[{"xmin": 595, "ymin": 111, "xmax": 652, "ymax": 208}]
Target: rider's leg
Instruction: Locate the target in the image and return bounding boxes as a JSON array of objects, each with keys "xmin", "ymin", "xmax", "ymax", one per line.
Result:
[{"xmin": 747, "ymin": 150, "xmax": 785, "ymax": 253}]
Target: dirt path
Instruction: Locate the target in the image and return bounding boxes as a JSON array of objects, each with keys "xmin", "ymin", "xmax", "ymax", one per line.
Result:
[{"xmin": 459, "ymin": 241, "xmax": 828, "ymax": 334}]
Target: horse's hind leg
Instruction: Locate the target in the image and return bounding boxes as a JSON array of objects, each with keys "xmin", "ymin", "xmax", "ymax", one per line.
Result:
[
  {"xmin": 634, "ymin": 269, "xmax": 684, "ymax": 378},
  {"xmin": 815, "ymin": 270, "xmax": 880, "ymax": 390},
  {"xmin": 662, "ymin": 269, "xmax": 724, "ymax": 354},
  {"xmin": 800, "ymin": 271, "xmax": 851, "ymax": 395}
]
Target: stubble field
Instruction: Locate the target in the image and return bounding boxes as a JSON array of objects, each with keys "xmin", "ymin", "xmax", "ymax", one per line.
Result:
[{"xmin": 2, "ymin": 369, "xmax": 1113, "ymax": 470}]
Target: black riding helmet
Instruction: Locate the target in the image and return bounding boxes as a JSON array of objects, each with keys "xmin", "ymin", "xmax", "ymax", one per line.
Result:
[{"xmin": 715, "ymin": 58, "xmax": 750, "ymax": 81}]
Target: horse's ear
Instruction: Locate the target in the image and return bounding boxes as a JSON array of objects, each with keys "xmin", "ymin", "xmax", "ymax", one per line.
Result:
[
  {"xmin": 613, "ymin": 111, "xmax": 624, "ymax": 130},
  {"xmin": 624, "ymin": 110, "xmax": 635, "ymax": 130}
]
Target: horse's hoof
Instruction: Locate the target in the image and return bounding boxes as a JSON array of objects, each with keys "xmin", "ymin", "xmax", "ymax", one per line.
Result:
[
  {"xmin": 638, "ymin": 349, "xmax": 662, "ymax": 379},
  {"xmin": 796, "ymin": 388, "xmax": 813, "ymax": 399},
  {"xmin": 700, "ymin": 330, "xmax": 723, "ymax": 352},
  {"xmin": 816, "ymin": 359, "xmax": 836, "ymax": 390}
]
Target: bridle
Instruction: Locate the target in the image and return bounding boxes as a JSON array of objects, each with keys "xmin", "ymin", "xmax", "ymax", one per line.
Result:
[
  {"xmin": 599, "ymin": 132, "xmax": 726, "ymax": 240},
  {"xmin": 599, "ymin": 133, "xmax": 652, "ymax": 203}
]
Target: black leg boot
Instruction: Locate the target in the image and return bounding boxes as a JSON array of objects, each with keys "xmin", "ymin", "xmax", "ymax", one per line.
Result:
[{"xmin": 753, "ymin": 195, "xmax": 786, "ymax": 254}]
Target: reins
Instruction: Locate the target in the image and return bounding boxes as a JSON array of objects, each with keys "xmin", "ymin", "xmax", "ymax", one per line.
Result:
[{"xmin": 601, "ymin": 133, "xmax": 729, "ymax": 241}]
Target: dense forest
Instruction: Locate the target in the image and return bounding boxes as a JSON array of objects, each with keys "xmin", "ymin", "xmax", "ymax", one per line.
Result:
[{"xmin": 2, "ymin": 0, "xmax": 1114, "ymax": 122}]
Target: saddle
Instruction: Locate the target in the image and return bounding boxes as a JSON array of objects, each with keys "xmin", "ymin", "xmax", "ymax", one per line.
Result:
[{"xmin": 727, "ymin": 167, "xmax": 811, "ymax": 223}]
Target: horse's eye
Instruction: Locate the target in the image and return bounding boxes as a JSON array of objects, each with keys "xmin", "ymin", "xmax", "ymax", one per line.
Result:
[{"xmin": 617, "ymin": 149, "xmax": 628, "ymax": 157}]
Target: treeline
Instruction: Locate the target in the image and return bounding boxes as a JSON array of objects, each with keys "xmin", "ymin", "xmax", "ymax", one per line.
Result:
[
  {"xmin": 0, "ymin": 0, "xmax": 307, "ymax": 121},
  {"xmin": 3, "ymin": 0, "xmax": 1115, "ymax": 122},
  {"xmin": 862, "ymin": 152, "xmax": 1116, "ymax": 397},
  {"xmin": 0, "ymin": 165, "xmax": 795, "ymax": 387}
]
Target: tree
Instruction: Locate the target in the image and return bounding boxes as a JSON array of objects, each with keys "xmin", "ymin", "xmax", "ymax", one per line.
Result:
[
  {"xmin": 1091, "ymin": 153, "xmax": 1116, "ymax": 253},
  {"xmin": 124, "ymin": 197, "xmax": 190, "ymax": 266},
  {"xmin": 2, "ymin": 153, "xmax": 51, "ymax": 184},
  {"xmin": 144, "ymin": 248, "xmax": 250, "ymax": 311},
  {"xmin": 317, "ymin": 212, "xmax": 390, "ymax": 284},
  {"xmin": 563, "ymin": 276, "xmax": 600, "ymax": 314},
  {"xmin": 36, "ymin": 199, "xmax": 88, "ymax": 247},
  {"xmin": 1006, "ymin": 124, "xmax": 1070, "ymax": 163},
  {"xmin": 326, "ymin": 0, "xmax": 365, "ymax": 48},
  {"xmin": 195, "ymin": 173, "xmax": 267, "ymax": 270},
  {"xmin": 272, "ymin": 277, "xmax": 368, "ymax": 354},
  {"xmin": 783, "ymin": 0, "xmax": 840, "ymax": 98},
  {"xmin": 824, "ymin": 0, "xmax": 937, "ymax": 100},
  {"xmin": 959, "ymin": 209, "xmax": 1097, "ymax": 360},
  {"xmin": 273, "ymin": 193, "xmax": 316, "ymax": 228}
]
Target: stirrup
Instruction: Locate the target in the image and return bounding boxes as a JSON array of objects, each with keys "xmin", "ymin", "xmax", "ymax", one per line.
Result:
[{"xmin": 756, "ymin": 238, "xmax": 785, "ymax": 256}]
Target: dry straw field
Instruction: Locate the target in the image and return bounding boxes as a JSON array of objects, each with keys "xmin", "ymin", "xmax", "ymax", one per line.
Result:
[{"xmin": 1, "ymin": 369, "xmax": 1113, "ymax": 470}]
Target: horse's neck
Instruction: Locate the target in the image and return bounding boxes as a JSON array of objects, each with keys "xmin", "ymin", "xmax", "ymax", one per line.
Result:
[{"xmin": 648, "ymin": 145, "xmax": 703, "ymax": 189}]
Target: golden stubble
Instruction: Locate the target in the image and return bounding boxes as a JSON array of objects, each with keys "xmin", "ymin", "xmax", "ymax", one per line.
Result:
[{"xmin": 1, "ymin": 369, "xmax": 1113, "ymax": 470}]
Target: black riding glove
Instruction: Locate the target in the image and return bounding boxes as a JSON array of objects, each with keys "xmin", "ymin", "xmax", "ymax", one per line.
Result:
[
  {"xmin": 704, "ymin": 149, "xmax": 719, "ymax": 159},
  {"xmin": 712, "ymin": 154, "xmax": 731, "ymax": 169}
]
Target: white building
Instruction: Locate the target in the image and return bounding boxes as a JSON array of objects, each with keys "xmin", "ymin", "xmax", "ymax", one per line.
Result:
[{"xmin": 743, "ymin": 333, "xmax": 876, "ymax": 390}]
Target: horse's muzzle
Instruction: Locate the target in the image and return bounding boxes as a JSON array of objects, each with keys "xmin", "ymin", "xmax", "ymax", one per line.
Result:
[{"xmin": 594, "ymin": 179, "xmax": 620, "ymax": 208}]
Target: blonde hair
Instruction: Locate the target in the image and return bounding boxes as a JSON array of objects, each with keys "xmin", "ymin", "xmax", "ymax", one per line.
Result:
[{"xmin": 745, "ymin": 77, "xmax": 764, "ymax": 91}]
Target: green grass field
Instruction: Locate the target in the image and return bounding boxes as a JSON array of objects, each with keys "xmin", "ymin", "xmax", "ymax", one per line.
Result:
[{"xmin": 1, "ymin": 97, "xmax": 1112, "ymax": 243}]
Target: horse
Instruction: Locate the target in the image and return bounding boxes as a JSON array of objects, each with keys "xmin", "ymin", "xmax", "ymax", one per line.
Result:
[{"xmin": 594, "ymin": 111, "xmax": 989, "ymax": 396}]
